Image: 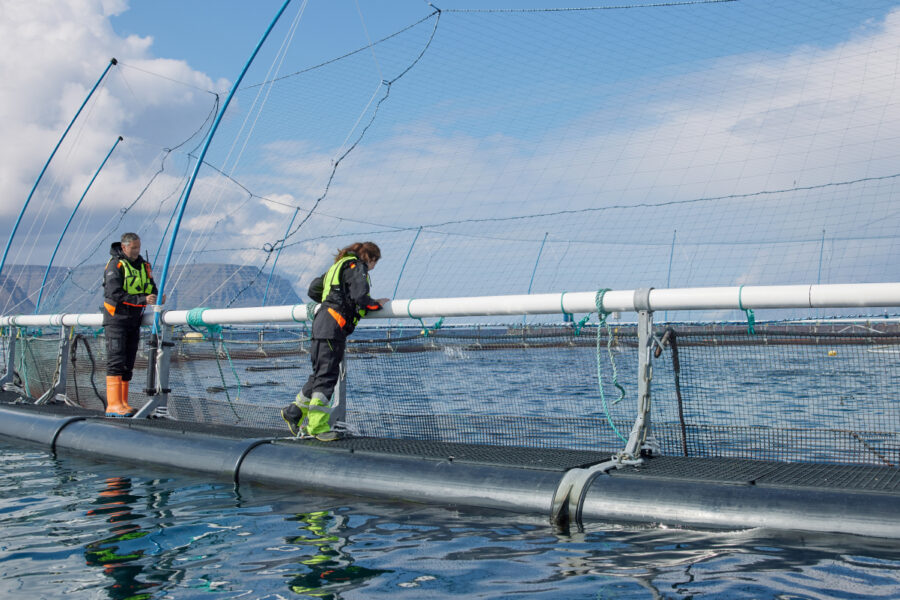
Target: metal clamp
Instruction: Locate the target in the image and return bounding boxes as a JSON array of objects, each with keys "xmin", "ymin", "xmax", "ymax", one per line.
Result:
[{"xmin": 633, "ymin": 287, "xmax": 654, "ymax": 312}]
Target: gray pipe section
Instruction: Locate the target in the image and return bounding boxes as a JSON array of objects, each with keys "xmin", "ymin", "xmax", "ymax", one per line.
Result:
[
  {"xmin": 2, "ymin": 406, "xmax": 899, "ymax": 538},
  {"xmin": 239, "ymin": 442, "xmax": 561, "ymax": 514},
  {"xmin": 0, "ymin": 406, "xmax": 86, "ymax": 449},
  {"xmin": 55, "ymin": 420, "xmax": 270, "ymax": 482},
  {"xmin": 580, "ymin": 473, "xmax": 900, "ymax": 539},
  {"xmin": 0, "ymin": 407, "xmax": 560, "ymax": 514}
]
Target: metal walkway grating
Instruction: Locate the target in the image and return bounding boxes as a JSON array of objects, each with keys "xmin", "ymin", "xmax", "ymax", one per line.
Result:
[
  {"xmin": 2, "ymin": 398, "xmax": 898, "ymax": 492},
  {"xmin": 613, "ymin": 456, "xmax": 900, "ymax": 493}
]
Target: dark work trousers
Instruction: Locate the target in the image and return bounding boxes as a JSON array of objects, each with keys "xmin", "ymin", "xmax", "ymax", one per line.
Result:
[
  {"xmin": 105, "ymin": 323, "xmax": 141, "ymax": 382},
  {"xmin": 301, "ymin": 338, "xmax": 346, "ymax": 400}
]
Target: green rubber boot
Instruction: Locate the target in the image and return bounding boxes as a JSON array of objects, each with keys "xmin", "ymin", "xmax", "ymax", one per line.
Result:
[{"xmin": 306, "ymin": 392, "xmax": 332, "ymax": 437}]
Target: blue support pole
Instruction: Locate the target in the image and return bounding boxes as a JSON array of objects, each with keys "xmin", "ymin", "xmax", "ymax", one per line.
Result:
[
  {"xmin": 153, "ymin": 0, "xmax": 293, "ymax": 335},
  {"xmin": 35, "ymin": 136, "xmax": 123, "ymax": 314},
  {"xmin": 665, "ymin": 228, "xmax": 676, "ymax": 323},
  {"xmin": 817, "ymin": 228, "xmax": 826, "ymax": 285},
  {"xmin": 523, "ymin": 232, "xmax": 548, "ymax": 325},
  {"xmin": 527, "ymin": 232, "xmax": 549, "ymax": 295},
  {"xmin": 0, "ymin": 58, "xmax": 117, "ymax": 287},
  {"xmin": 262, "ymin": 206, "xmax": 299, "ymax": 306},
  {"xmin": 393, "ymin": 226, "xmax": 422, "ymax": 300},
  {"xmin": 817, "ymin": 228, "xmax": 826, "ymax": 319}
]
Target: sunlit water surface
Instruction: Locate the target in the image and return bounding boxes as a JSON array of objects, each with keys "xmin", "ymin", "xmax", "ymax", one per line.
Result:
[{"xmin": 1, "ymin": 440, "xmax": 899, "ymax": 599}]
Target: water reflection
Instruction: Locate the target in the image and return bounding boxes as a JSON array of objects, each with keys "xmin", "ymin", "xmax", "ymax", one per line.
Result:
[
  {"xmin": 283, "ymin": 510, "xmax": 391, "ymax": 598},
  {"xmin": 83, "ymin": 476, "xmax": 158, "ymax": 600},
  {"xmin": 2, "ymin": 442, "xmax": 900, "ymax": 599}
]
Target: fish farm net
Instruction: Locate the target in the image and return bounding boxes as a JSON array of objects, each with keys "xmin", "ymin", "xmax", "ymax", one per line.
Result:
[{"xmin": 5, "ymin": 319, "xmax": 899, "ymax": 467}]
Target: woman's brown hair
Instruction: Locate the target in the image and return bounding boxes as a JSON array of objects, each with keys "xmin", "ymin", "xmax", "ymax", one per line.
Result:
[{"xmin": 335, "ymin": 241, "xmax": 381, "ymax": 264}]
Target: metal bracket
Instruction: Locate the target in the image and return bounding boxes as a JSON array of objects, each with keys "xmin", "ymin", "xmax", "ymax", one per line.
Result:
[
  {"xmin": 35, "ymin": 326, "xmax": 73, "ymax": 405},
  {"xmin": 331, "ymin": 357, "xmax": 348, "ymax": 424},
  {"xmin": 621, "ymin": 308, "xmax": 654, "ymax": 460},
  {"xmin": 551, "ymin": 457, "xmax": 620, "ymax": 528},
  {"xmin": 0, "ymin": 328, "xmax": 18, "ymax": 390},
  {"xmin": 633, "ymin": 287, "xmax": 654, "ymax": 312},
  {"xmin": 133, "ymin": 325, "xmax": 173, "ymax": 419}
]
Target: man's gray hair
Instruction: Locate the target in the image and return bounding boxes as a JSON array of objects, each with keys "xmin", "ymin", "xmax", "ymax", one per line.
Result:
[{"xmin": 121, "ymin": 232, "xmax": 140, "ymax": 246}]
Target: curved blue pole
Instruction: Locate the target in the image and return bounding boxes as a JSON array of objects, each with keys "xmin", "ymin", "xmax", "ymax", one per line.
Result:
[
  {"xmin": 393, "ymin": 226, "xmax": 422, "ymax": 300},
  {"xmin": 0, "ymin": 58, "xmax": 117, "ymax": 287},
  {"xmin": 665, "ymin": 228, "xmax": 676, "ymax": 323},
  {"xmin": 153, "ymin": 0, "xmax": 293, "ymax": 334},
  {"xmin": 34, "ymin": 136, "xmax": 123, "ymax": 314},
  {"xmin": 817, "ymin": 228, "xmax": 826, "ymax": 285},
  {"xmin": 262, "ymin": 206, "xmax": 299, "ymax": 306},
  {"xmin": 523, "ymin": 232, "xmax": 548, "ymax": 326},
  {"xmin": 526, "ymin": 232, "xmax": 549, "ymax": 294}
]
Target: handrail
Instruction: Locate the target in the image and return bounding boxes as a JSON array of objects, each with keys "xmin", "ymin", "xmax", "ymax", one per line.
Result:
[{"xmin": 3, "ymin": 282, "xmax": 900, "ymax": 327}]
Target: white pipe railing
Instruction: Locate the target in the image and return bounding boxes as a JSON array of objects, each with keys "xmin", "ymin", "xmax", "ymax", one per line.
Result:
[{"xmin": 2, "ymin": 282, "xmax": 899, "ymax": 328}]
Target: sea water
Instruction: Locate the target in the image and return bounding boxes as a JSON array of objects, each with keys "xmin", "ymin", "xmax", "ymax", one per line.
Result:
[{"xmin": 2, "ymin": 440, "xmax": 900, "ymax": 599}]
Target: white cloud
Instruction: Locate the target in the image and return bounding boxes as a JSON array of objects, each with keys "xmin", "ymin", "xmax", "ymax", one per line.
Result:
[
  {"xmin": 3, "ymin": 1, "xmax": 899, "ymax": 306},
  {"xmin": 0, "ymin": 0, "xmax": 224, "ymax": 231}
]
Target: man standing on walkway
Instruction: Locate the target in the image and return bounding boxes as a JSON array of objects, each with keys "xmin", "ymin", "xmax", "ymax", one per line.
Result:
[{"xmin": 102, "ymin": 232, "xmax": 162, "ymax": 417}]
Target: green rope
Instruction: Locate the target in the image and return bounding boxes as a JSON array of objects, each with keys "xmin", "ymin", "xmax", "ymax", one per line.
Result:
[
  {"xmin": 595, "ymin": 289, "xmax": 627, "ymax": 443},
  {"xmin": 737, "ymin": 285, "xmax": 756, "ymax": 335},
  {"xmin": 186, "ymin": 308, "xmax": 241, "ymax": 417},
  {"xmin": 406, "ymin": 299, "xmax": 444, "ymax": 337},
  {"xmin": 573, "ymin": 314, "xmax": 591, "ymax": 336},
  {"xmin": 305, "ymin": 302, "xmax": 317, "ymax": 339},
  {"xmin": 560, "ymin": 291, "xmax": 592, "ymax": 336},
  {"xmin": 186, "ymin": 307, "xmax": 210, "ymax": 330}
]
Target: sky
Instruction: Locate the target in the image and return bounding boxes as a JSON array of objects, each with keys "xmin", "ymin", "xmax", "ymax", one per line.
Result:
[
  {"xmin": 2, "ymin": 0, "xmax": 900, "ymax": 317},
  {"xmin": 1, "ymin": 0, "xmax": 586, "ymax": 250}
]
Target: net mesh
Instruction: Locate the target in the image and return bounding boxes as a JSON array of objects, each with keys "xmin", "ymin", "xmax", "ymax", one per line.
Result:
[
  {"xmin": 7, "ymin": 319, "xmax": 899, "ymax": 466},
  {"xmin": 3, "ymin": 2, "xmax": 900, "ymax": 470},
  {"xmin": 3, "ymin": 2, "xmax": 900, "ymax": 321}
]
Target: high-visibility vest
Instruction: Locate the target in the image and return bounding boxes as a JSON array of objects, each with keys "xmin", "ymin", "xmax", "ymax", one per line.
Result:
[
  {"xmin": 119, "ymin": 259, "xmax": 153, "ymax": 295},
  {"xmin": 321, "ymin": 255, "xmax": 371, "ymax": 326}
]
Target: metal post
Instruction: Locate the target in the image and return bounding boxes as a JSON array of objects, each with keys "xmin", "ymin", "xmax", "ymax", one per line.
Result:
[
  {"xmin": 0, "ymin": 329, "xmax": 17, "ymax": 389},
  {"xmin": 133, "ymin": 324, "xmax": 173, "ymax": 419},
  {"xmin": 330, "ymin": 356, "xmax": 348, "ymax": 425},
  {"xmin": 35, "ymin": 326, "xmax": 72, "ymax": 405},
  {"xmin": 621, "ymin": 289, "xmax": 655, "ymax": 461}
]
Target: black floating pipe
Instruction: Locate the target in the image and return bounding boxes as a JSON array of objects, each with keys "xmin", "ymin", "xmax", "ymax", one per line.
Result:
[
  {"xmin": 0, "ymin": 406, "xmax": 85, "ymax": 451},
  {"xmin": 1, "ymin": 404, "xmax": 899, "ymax": 539},
  {"xmin": 580, "ymin": 471, "xmax": 900, "ymax": 539},
  {"xmin": 238, "ymin": 442, "xmax": 561, "ymax": 515}
]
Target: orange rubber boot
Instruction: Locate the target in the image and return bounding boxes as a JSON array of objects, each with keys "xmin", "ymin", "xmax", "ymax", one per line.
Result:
[
  {"xmin": 121, "ymin": 379, "xmax": 136, "ymax": 416},
  {"xmin": 105, "ymin": 375, "xmax": 132, "ymax": 417}
]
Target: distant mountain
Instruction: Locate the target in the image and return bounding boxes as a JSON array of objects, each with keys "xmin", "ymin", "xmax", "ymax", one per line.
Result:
[{"xmin": 0, "ymin": 263, "xmax": 303, "ymax": 315}]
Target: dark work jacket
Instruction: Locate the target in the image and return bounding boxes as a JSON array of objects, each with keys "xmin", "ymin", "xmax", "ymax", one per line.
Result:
[
  {"xmin": 102, "ymin": 242, "xmax": 158, "ymax": 328},
  {"xmin": 308, "ymin": 257, "xmax": 381, "ymax": 341}
]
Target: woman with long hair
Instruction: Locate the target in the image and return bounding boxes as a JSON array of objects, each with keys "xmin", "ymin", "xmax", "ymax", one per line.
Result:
[{"xmin": 281, "ymin": 242, "xmax": 389, "ymax": 440}]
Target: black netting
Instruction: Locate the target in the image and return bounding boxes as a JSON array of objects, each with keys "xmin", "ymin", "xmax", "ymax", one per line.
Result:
[
  {"xmin": 650, "ymin": 322, "xmax": 900, "ymax": 466},
  {"xmin": 7, "ymin": 320, "xmax": 900, "ymax": 465}
]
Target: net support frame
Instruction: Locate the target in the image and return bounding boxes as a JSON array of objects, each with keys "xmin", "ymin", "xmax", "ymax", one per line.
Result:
[
  {"xmin": 622, "ymin": 289, "xmax": 655, "ymax": 461},
  {"xmin": 35, "ymin": 326, "xmax": 72, "ymax": 405},
  {"xmin": 134, "ymin": 322, "xmax": 174, "ymax": 419},
  {"xmin": 0, "ymin": 330, "xmax": 17, "ymax": 390}
]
